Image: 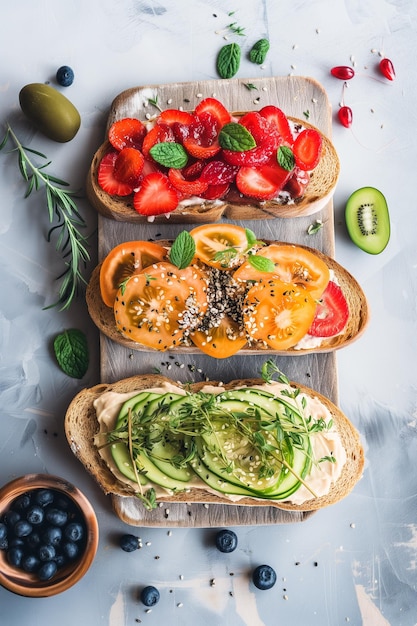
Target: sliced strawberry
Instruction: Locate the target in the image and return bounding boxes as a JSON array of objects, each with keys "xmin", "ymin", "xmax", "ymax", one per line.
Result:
[
  {"xmin": 200, "ymin": 160, "xmax": 239, "ymax": 184},
  {"xmin": 108, "ymin": 118, "xmax": 147, "ymax": 151},
  {"xmin": 168, "ymin": 168, "xmax": 209, "ymax": 196},
  {"xmin": 182, "ymin": 159, "xmax": 207, "ymax": 180},
  {"xmin": 308, "ymin": 281, "xmax": 349, "ymax": 337},
  {"xmin": 97, "ymin": 151, "xmax": 134, "ymax": 196},
  {"xmin": 142, "ymin": 123, "xmax": 175, "ymax": 159},
  {"xmin": 235, "ymin": 162, "xmax": 292, "ymax": 200},
  {"xmin": 222, "ymin": 113, "xmax": 282, "ymax": 167},
  {"xmin": 292, "ymin": 129, "xmax": 322, "ymax": 170},
  {"xmin": 191, "ymin": 112, "xmax": 220, "ymax": 144},
  {"xmin": 199, "ymin": 182, "xmax": 230, "ymax": 200},
  {"xmin": 157, "ymin": 109, "xmax": 195, "ymax": 126},
  {"xmin": 113, "ymin": 147, "xmax": 145, "ymax": 187},
  {"xmin": 283, "ymin": 168, "xmax": 310, "ymax": 199},
  {"xmin": 133, "ymin": 172, "xmax": 179, "ymax": 216},
  {"xmin": 259, "ymin": 105, "xmax": 294, "ymax": 144},
  {"xmin": 194, "ymin": 97, "xmax": 232, "ymax": 127},
  {"xmin": 183, "ymin": 137, "xmax": 221, "ymax": 159}
]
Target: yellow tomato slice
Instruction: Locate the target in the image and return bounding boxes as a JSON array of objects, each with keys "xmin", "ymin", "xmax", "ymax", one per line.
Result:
[
  {"xmin": 244, "ymin": 280, "xmax": 317, "ymax": 350},
  {"xmin": 190, "ymin": 315, "xmax": 247, "ymax": 358},
  {"xmin": 233, "ymin": 244, "xmax": 330, "ymax": 299},
  {"xmin": 189, "ymin": 224, "xmax": 250, "ymax": 270},
  {"xmin": 113, "ymin": 262, "xmax": 206, "ymax": 350},
  {"xmin": 100, "ymin": 241, "xmax": 167, "ymax": 307}
]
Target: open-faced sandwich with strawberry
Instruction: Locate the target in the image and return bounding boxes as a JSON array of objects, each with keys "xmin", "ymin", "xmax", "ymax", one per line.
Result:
[
  {"xmin": 64, "ymin": 367, "xmax": 364, "ymax": 513},
  {"xmin": 86, "ymin": 97, "xmax": 340, "ymax": 222},
  {"xmin": 86, "ymin": 224, "xmax": 369, "ymax": 358}
]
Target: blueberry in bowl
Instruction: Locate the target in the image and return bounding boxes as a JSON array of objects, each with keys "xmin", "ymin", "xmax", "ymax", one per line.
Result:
[{"xmin": 0, "ymin": 474, "xmax": 98, "ymax": 597}]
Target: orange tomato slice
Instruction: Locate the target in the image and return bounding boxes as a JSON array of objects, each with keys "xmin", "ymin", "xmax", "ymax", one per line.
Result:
[
  {"xmin": 113, "ymin": 262, "xmax": 208, "ymax": 351},
  {"xmin": 234, "ymin": 244, "xmax": 330, "ymax": 299},
  {"xmin": 190, "ymin": 316, "xmax": 247, "ymax": 358},
  {"xmin": 100, "ymin": 241, "xmax": 167, "ymax": 307},
  {"xmin": 190, "ymin": 224, "xmax": 250, "ymax": 270},
  {"xmin": 243, "ymin": 280, "xmax": 317, "ymax": 350}
]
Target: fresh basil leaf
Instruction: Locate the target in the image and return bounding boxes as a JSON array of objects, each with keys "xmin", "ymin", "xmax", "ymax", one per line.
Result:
[
  {"xmin": 170, "ymin": 231, "xmax": 196, "ymax": 269},
  {"xmin": 219, "ymin": 123, "xmax": 256, "ymax": 151},
  {"xmin": 53, "ymin": 329, "xmax": 89, "ymax": 379},
  {"xmin": 149, "ymin": 142, "xmax": 188, "ymax": 169},
  {"xmin": 249, "ymin": 38, "xmax": 270, "ymax": 65},
  {"xmin": 277, "ymin": 145, "xmax": 295, "ymax": 171},
  {"xmin": 248, "ymin": 255, "xmax": 275, "ymax": 273},
  {"xmin": 245, "ymin": 228, "xmax": 258, "ymax": 248},
  {"xmin": 217, "ymin": 43, "xmax": 241, "ymax": 79}
]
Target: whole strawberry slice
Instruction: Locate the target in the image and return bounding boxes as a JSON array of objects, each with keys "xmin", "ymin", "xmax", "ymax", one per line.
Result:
[
  {"xmin": 292, "ymin": 128, "xmax": 322, "ymax": 170},
  {"xmin": 194, "ymin": 97, "xmax": 231, "ymax": 127},
  {"xmin": 168, "ymin": 168, "xmax": 209, "ymax": 196},
  {"xmin": 133, "ymin": 172, "xmax": 179, "ymax": 216},
  {"xmin": 235, "ymin": 162, "xmax": 292, "ymax": 200},
  {"xmin": 108, "ymin": 118, "xmax": 147, "ymax": 151},
  {"xmin": 308, "ymin": 281, "xmax": 349, "ymax": 337},
  {"xmin": 98, "ymin": 151, "xmax": 134, "ymax": 196},
  {"xmin": 113, "ymin": 147, "xmax": 145, "ymax": 188},
  {"xmin": 259, "ymin": 105, "xmax": 294, "ymax": 144}
]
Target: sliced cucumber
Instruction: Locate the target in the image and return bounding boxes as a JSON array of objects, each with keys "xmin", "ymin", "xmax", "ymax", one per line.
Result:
[
  {"xmin": 111, "ymin": 442, "xmax": 148, "ymax": 485},
  {"xmin": 148, "ymin": 438, "xmax": 193, "ymax": 482}
]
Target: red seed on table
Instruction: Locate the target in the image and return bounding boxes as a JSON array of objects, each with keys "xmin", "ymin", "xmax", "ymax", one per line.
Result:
[
  {"xmin": 379, "ymin": 58, "xmax": 396, "ymax": 80},
  {"xmin": 330, "ymin": 66, "xmax": 355, "ymax": 80},
  {"xmin": 338, "ymin": 106, "xmax": 353, "ymax": 128}
]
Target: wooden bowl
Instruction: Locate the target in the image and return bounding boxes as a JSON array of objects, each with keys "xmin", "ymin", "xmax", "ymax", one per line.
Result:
[{"xmin": 0, "ymin": 474, "xmax": 99, "ymax": 597}]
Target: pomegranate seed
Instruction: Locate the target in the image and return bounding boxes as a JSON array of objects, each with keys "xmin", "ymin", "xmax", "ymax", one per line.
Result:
[
  {"xmin": 338, "ymin": 106, "xmax": 353, "ymax": 128},
  {"xmin": 379, "ymin": 58, "xmax": 395, "ymax": 81},
  {"xmin": 330, "ymin": 66, "xmax": 355, "ymax": 80}
]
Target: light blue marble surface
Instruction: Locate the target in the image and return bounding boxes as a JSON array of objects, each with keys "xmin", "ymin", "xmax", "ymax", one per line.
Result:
[{"xmin": 0, "ymin": 1, "xmax": 416, "ymax": 624}]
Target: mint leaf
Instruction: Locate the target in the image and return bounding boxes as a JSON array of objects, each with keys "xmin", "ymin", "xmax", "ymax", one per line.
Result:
[
  {"xmin": 217, "ymin": 43, "xmax": 241, "ymax": 79},
  {"xmin": 170, "ymin": 231, "xmax": 196, "ymax": 269},
  {"xmin": 149, "ymin": 142, "xmax": 188, "ymax": 169},
  {"xmin": 53, "ymin": 329, "xmax": 89, "ymax": 379},
  {"xmin": 249, "ymin": 39, "xmax": 270, "ymax": 65},
  {"xmin": 277, "ymin": 145, "xmax": 295, "ymax": 171},
  {"xmin": 245, "ymin": 228, "xmax": 258, "ymax": 248},
  {"xmin": 219, "ymin": 123, "xmax": 256, "ymax": 151},
  {"xmin": 248, "ymin": 255, "xmax": 275, "ymax": 273}
]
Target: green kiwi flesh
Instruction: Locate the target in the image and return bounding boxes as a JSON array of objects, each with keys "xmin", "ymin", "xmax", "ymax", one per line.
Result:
[{"xmin": 345, "ymin": 186, "xmax": 390, "ymax": 254}]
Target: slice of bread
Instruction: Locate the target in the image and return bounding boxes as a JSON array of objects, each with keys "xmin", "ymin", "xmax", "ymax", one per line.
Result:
[
  {"xmin": 85, "ymin": 241, "xmax": 369, "ymax": 356},
  {"xmin": 64, "ymin": 374, "xmax": 364, "ymax": 512},
  {"xmin": 86, "ymin": 117, "xmax": 340, "ymax": 223}
]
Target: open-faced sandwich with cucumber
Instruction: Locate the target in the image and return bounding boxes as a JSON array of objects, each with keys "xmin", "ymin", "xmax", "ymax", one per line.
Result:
[
  {"xmin": 86, "ymin": 224, "xmax": 369, "ymax": 358},
  {"xmin": 86, "ymin": 96, "xmax": 340, "ymax": 222},
  {"xmin": 64, "ymin": 366, "xmax": 364, "ymax": 512}
]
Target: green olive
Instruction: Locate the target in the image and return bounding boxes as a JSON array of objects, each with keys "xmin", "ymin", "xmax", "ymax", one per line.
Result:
[{"xmin": 19, "ymin": 83, "xmax": 81, "ymax": 143}]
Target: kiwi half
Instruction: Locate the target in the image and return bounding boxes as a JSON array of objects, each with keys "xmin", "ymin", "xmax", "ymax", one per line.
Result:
[{"xmin": 345, "ymin": 186, "xmax": 390, "ymax": 254}]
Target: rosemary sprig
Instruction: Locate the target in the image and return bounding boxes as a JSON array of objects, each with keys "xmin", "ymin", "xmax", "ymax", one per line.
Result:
[{"xmin": 0, "ymin": 123, "xmax": 91, "ymax": 310}]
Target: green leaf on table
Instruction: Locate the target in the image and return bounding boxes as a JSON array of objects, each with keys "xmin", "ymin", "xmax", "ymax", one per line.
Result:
[
  {"xmin": 217, "ymin": 43, "xmax": 241, "ymax": 79},
  {"xmin": 249, "ymin": 39, "xmax": 270, "ymax": 65},
  {"xmin": 53, "ymin": 329, "xmax": 89, "ymax": 379}
]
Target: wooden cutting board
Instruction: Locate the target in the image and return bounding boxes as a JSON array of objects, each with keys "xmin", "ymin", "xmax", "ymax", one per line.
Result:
[{"xmin": 95, "ymin": 76, "xmax": 338, "ymax": 527}]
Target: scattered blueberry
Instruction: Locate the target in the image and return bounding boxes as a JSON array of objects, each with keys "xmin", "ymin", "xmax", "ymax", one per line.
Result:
[
  {"xmin": 215, "ymin": 529, "xmax": 238, "ymax": 553},
  {"xmin": 120, "ymin": 534, "xmax": 140, "ymax": 552},
  {"xmin": 252, "ymin": 564, "xmax": 277, "ymax": 590},
  {"xmin": 140, "ymin": 585, "xmax": 160, "ymax": 607},
  {"xmin": 56, "ymin": 65, "xmax": 74, "ymax": 87}
]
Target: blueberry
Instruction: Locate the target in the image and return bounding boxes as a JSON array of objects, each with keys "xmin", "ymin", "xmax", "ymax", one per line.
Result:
[
  {"xmin": 140, "ymin": 585, "xmax": 160, "ymax": 607},
  {"xmin": 45, "ymin": 507, "xmax": 68, "ymax": 526},
  {"xmin": 64, "ymin": 522, "xmax": 84, "ymax": 542},
  {"xmin": 42, "ymin": 526, "xmax": 62, "ymax": 546},
  {"xmin": 56, "ymin": 66, "xmax": 74, "ymax": 87},
  {"xmin": 252, "ymin": 564, "xmax": 277, "ymax": 590},
  {"xmin": 7, "ymin": 547, "xmax": 24, "ymax": 567},
  {"xmin": 0, "ymin": 537, "xmax": 8, "ymax": 550},
  {"xmin": 4, "ymin": 510, "xmax": 21, "ymax": 527},
  {"xmin": 26, "ymin": 505, "xmax": 44, "ymax": 525},
  {"xmin": 120, "ymin": 534, "xmax": 139, "ymax": 552},
  {"xmin": 14, "ymin": 520, "xmax": 33, "ymax": 538},
  {"xmin": 22, "ymin": 554, "xmax": 41, "ymax": 573},
  {"xmin": 34, "ymin": 489, "xmax": 54, "ymax": 507},
  {"xmin": 26, "ymin": 531, "xmax": 41, "ymax": 549},
  {"xmin": 9, "ymin": 538, "xmax": 25, "ymax": 548},
  {"xmin": 39, "ymin": 544, "xmax": 56, "ymax": 561},
  {"xmin": 62, "ymin": 541, "xmax": 79, "ymax": 560},
  {"xmin": 0, "ymin": 522, "xmax": 8, "ymax": 541},
  {"xmin": 38, "ymin": 560, "xmax": 58, "ymax": 581},
  {"xmin": 13, "ymin": 494, "xmax": 32, "ymax": 511},
  {"xmin": 215, "ymin": 529, "xmax": 238, "ymax": 553}
]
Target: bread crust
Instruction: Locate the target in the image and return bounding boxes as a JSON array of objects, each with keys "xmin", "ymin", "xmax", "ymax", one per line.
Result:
[
  {"xmin": 86, "ymin": 117, "xmax": 340, "ymax": 223},
  {"xmin": 64, "ymin": 374, "xmax": 364, "ymax": 512},
  {"xmin": 86, "ymin": 241, "xmax": 369, "ymax": 356}
]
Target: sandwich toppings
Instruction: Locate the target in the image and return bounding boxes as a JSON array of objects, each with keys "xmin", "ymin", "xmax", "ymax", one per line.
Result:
[
  {"xmin": 96, "ymin": 98, "xmax": 324, "ymax": 217},
  {"xmin": 98, "ymin": 224, "xmax": 350, "ymax": 357},
  {"xmin": 93, "ymin": 371, "xmax": 347, "ymax": 509}
]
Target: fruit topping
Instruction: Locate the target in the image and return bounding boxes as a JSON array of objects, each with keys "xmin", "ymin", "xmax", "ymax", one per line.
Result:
[
  {"xmin": 113, "ymin": 147, "xmax": 145, "ymax": 187},
  {"xmin": 98, "ymin": 151, "xmax": 134, "ymax": 196},
  {"xmin": 292, "ymin": 128, "xmax": 322, "ymax": 170},
  {"xmin": 308, "ymin": 281, "xmax": 349, "ymax": 337},
  {"xmin": 108, "ymin": 118, "xmax": 147, "ymax": 151},
  {"xmin": 133, "ymin": 172, "xmax": 179, "ymax": 216}
]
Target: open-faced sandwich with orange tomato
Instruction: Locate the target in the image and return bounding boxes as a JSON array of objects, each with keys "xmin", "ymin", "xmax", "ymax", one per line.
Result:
[
  {"xmin": 86, "ymin": 97, "xmax": 340, "ymax": 222},
  {"xmin": 86, "ymin": 224, "xmax": 369, "ymax": 358}
]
